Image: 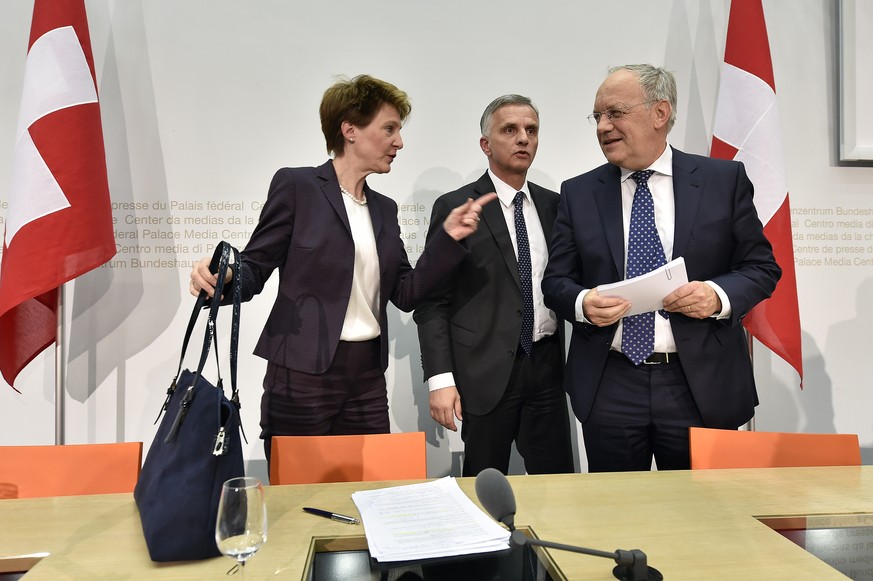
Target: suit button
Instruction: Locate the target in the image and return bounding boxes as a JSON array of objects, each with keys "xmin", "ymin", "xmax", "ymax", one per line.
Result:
[
  {"xmin": 508, "ymin": 350, "xmax": 515, "ymax": 358},
  {"xmin": 516, "ymin": 309, "xmax": 523, "ymax": 317}
]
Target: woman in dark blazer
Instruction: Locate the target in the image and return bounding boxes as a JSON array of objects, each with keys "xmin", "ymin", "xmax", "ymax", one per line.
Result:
[{"xmin": 190, "ymin": 75, "xmax": 494, "ymax": 461}]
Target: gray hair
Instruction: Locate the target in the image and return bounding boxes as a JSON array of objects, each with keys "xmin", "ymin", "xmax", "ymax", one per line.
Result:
[
  {"xmin": 480, "ymin": 94, "xmax": 539, "ymax": 137},
  {"xmin": 608, "ymin": 64, "xmax": 677, "ymax": 132}
]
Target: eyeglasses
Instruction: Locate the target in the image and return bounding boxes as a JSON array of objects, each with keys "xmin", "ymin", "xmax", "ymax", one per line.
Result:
[{"xmin": 587, "ymin": 100, "xmax": 657, "ymax": 125}]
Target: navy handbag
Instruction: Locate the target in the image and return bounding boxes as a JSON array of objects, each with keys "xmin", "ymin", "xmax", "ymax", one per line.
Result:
[{"xmin": 134, "ymin": 241, "xmax": 246, "ymax": 562}]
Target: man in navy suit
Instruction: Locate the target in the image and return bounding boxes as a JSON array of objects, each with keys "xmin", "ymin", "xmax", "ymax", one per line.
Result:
[
  {"xmin": 415, "ymin": 95, "xmax": 574, "ymax": 477},
  {"xmin": 542, "ymin": 65, "xmax": 781, "ymax": 472}
]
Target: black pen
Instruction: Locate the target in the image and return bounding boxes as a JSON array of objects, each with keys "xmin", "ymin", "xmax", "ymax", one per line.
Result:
[{"xmin": 303, "ymin": 506, "xmax": 360, "ymax": 525}]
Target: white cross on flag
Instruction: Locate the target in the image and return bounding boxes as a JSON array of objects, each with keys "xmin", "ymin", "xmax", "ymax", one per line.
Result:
[{"xmin": 0, "ymin": 0, "xmax": 115, "ymax": 390}]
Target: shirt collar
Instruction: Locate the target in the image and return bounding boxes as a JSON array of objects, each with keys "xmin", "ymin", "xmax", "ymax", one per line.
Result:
[
  {"xmin": 488, "ymin": 169, "xmax": 530, "ymax": 208},
  {"xmin": 619, "ymin": 143, "xmax": 674, "ymax": 183}
]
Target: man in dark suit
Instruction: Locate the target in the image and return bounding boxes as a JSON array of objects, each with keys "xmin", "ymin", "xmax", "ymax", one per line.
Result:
[
  {"xmin": 414, "ymin": 95, "xmax": 574, "ymax": 477},
  {"xmin": 543, "ymin": 65, "xmax": 781, "ymax": 472}
]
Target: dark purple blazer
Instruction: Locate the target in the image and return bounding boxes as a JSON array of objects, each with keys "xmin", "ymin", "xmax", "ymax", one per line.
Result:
[
  {"xmin": 236, "ymin": 160, "xmax": 468, "ymax": 374},
  {"xmin": 542, "ymin": 148, "xmax": 781, "ymax": 428}
]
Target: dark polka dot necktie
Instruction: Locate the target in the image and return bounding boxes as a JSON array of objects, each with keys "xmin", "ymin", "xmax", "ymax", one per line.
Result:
[
  {"xmin": 621, "ymin": 170, "xmax": 667, "ymax": 365},
  {"xmin": 514, "ymin": 192, "xmax": 533, "ymax": 355}
]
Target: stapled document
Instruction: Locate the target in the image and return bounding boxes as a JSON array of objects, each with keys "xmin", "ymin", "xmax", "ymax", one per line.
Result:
[{"xmin": 598, "ymin": 257, "xmax": 689, "ymax": 316}]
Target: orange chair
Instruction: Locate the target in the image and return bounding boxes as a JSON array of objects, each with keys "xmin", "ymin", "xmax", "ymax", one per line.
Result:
[
  {"xmin": 270, "ymin": 432, "xmax": 427, "ymax": 485},
  {"xmin": 689, "ymin": 427, "xmax": 861, "ymax": 469},
  {"xmin": 0, "ymin": 442, "xmax": 143, "ymax": 499}
]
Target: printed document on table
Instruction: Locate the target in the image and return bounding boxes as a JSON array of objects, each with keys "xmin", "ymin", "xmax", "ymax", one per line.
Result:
[
  {"xmin": 598, "ymin": 257, "xmax": 688, "ymax": 316},
  {"xmin": 351, "ymin": 476, "xmax": 510, "ymax": 562}
]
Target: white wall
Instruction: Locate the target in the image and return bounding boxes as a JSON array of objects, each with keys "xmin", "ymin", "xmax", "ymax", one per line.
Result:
[{"xmin": 2, "ymin": 0, "xmax": 872, "ymax": 479}]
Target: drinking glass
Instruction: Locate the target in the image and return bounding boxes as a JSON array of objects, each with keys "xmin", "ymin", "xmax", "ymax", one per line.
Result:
[{"xmin": 215, "ymin": 476, "xmax": 268, "ymax": 577}]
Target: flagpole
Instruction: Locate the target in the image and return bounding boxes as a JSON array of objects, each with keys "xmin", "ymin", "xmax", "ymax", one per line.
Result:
[
  {"xmin": 55, "ymin": 286, "xmax": 65, "ymax": 445},
  {"xmin": 743, "ymin": 329, "xmax": 756, "ymax": 432}
]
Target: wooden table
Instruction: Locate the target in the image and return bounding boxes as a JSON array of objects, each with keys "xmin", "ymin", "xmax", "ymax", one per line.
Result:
[{"xmin": 2, "ymin": 466, "xmax": 872, "ymax": 579}]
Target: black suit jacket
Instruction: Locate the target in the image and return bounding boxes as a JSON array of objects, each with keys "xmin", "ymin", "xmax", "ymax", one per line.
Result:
[
  {"xmin": 542, "ymin": 148, "xmax": 781, "ymax": 428},
  {"xmin": 235, "ymin": 160, "xmax": 468, "ymax": 374},
  {"xmin": 414, "ymin": 172, "xmax": 561, "ymax": 415}
]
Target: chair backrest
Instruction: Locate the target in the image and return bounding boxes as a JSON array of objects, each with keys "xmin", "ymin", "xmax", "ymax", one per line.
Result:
[
  {"xmin": 689, "ymin": 427, "xmax": 861, "ymax": 469},
  {"xmin": 270, "ymin": 432, "xmax": 427, "ymax": 485},
  {"xmin": 0, "ymin": 442, "xmax": 143, "ymax": 499}
]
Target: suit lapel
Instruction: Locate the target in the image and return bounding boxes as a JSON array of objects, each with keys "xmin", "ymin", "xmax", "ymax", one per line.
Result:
[
  {"xmin": 530, "ymin": 183, "xmax": 556, "ymax": 240},
  {"xmin": 315, "ymin": 160, "xmax": 352, "ymax": 236},
  {"xmin": 475, "ymin": 173, "xmax": 521, "ymax": 289},
  {"xmin": 595, "ymin": 165, "xmax": 625, "ymax": 277},
  {"xmin": 316, "ymin": 160, "xmax": 352, "ymax": 235},
  {"xmin": 316, "ymin": 160, "xmax": 386, "ymax": 245},
  {"xmin": 366, "ymin": 183, "xmax": 384, "ymax": 239},
  {"xmin": 671, "ymin": 148, "xmax": 703, "ymax": 259}
]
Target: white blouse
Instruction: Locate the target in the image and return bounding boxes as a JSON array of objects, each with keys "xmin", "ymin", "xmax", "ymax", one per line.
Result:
[{"xmin": 339, "ymin": 195, "xmax": 381, "ymax": 341}]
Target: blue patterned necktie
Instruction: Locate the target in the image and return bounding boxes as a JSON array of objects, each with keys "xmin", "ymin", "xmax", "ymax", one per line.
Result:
[
  {"xmin": 514, "ymin": 192, "xmax": 534, "ymax": 355},
  {"xmin": 621, "ymin": 170, "xmax": 667, "ymax": 365}
]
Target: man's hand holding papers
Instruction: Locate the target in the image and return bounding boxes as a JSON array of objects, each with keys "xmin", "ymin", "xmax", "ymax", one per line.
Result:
[{"xmin": 598, "ymin": 257, "xmax": 688, "ymax": 316}]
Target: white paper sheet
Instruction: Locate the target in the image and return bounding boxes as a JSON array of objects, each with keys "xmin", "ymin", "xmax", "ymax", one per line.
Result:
[
  {"xmin": 351, "ymin": 477, "xmax": 510, "ymax": 562},
  {"xmin": 598, "ymin": 257, "xmax": 689, "ymax": 316}
]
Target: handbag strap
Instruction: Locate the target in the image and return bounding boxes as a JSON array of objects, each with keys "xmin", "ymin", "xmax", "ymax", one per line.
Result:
[
  {"xmin": 156, "ymin": 242, "xmax": 233, "ymax": 422},
  {"xmin": 204, "ymin": 243, "xmax": 246, "ymax": 447},
  {"xmin": 164, "ymin": 242, "xmax": 233, "ymax": 444},
  {"xmin": 201, "ymin": 243, "xmax": 246, "ymax": 452},
  {"xmin": 155, "ymin": 243, "xmax": 224, "ymax": 422},
  {"xmin": 226, "ymin": 243, "xmax": 247, "ymax": 444}
]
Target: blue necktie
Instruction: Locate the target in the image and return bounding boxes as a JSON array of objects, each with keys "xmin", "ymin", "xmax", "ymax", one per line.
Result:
[
  {"xmin": 621, "ymin": 170, "xmax": 667, "ymax": 365},
  {"xmin": 514, "ymin": 192, "xmax": 534, "ymax": 355}
]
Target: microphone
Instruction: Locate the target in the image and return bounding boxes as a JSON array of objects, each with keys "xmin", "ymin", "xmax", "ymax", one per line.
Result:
[
  {"xmin": 474, "ymin": 469, "xmax": 662, "ymax": 581},
  {"xmin": 510, "ymin": 529, "xmax": 662, "ymax": 581},
  {"xmin": 474, "ymin": 467, "xmax": 516, "ymax": 531}
]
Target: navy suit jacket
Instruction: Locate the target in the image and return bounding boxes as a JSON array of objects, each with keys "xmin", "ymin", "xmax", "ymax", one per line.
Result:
[
  {"xmin": 542, "ymin": 147, "xmax": 781, "ymax": 428},
  {"xmin": 235, "ymin": 160, "xmax": 468, "ymax": 375},
  {"xmin": 414, "ymin": 172, "xmax": 561, "ymax": 415}
]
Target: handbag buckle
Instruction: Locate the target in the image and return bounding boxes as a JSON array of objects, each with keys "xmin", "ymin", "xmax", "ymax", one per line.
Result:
[{"xmin": 212, "ymin": 427, "xmax": 228, "ymax": 456}]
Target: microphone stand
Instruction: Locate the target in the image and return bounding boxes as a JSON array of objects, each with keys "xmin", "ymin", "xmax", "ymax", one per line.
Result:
[{"xmin": 511, "ymin": 530, "xmax": 662, "ymax": 581}]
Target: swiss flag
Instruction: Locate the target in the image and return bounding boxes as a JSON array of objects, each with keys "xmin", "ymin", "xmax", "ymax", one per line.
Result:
[
  {"xmin": 0, "ymin": 0, "xmax": 115, "ymax": 389},
  {"xmin": 711, "ymin": 0, "xmax": 803, "ymax": 385}
]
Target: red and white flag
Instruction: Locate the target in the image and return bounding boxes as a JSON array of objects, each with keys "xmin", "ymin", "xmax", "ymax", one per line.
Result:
[
  {"xmin": 0, "ymin": 0, "xmax": 115, "ymax": 389},
  {"xmin": 711, "ymin": 0, "xmax": 803, "ymax": 385}
]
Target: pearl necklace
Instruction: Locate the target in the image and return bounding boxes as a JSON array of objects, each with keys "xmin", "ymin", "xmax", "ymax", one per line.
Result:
[{"xmin": 339, "ymin": 184, "xmax": 367, "ymax": 206}]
